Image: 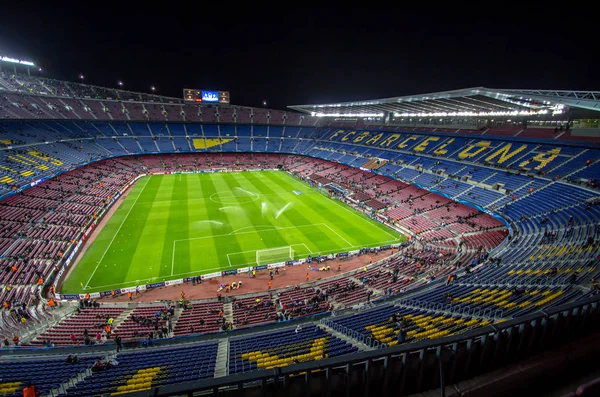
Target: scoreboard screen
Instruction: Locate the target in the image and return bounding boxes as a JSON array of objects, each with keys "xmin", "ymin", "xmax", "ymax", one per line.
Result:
[{"xmin": 183, "ymin": 89, "xmax": 230, "ymax": 104}]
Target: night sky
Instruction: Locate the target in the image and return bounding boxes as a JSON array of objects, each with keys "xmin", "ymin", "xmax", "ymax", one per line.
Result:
[{"xmin": 0, "ymin": 4, "xmax": 597, "ymax": 110}]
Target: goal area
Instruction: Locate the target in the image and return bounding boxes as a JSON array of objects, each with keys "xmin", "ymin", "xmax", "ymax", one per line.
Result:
[{"xmin": 256, "ymin": 246, "xmax": 294, "ymax": 266}]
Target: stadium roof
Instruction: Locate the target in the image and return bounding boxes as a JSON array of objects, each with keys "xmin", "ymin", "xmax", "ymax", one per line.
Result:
[{"xmin": 288, "ymin": 87, "xmax": 600, "ymax": 118}]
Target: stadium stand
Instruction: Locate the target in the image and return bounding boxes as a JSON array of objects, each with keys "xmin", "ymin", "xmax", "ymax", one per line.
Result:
[
  {"xmin": 228, "ymin": 324, "xmax": 358, "ymax": 374},
  {"xmin": 0, "ymin": 354, "xmax": 102, "ymax": 397},
  {"xmin": 58, "ymin": 343, "xmax": 219, "ymax": 396}
]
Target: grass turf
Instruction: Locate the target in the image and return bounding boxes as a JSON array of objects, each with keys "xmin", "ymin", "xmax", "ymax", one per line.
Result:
[{"xmin": 61, "ymin": 171, "xmax": 404, "ymax": 294}]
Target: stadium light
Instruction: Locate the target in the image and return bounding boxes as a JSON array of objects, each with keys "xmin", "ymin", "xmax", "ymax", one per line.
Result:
[
  {"xmin": 310, "ymin": 112, "xmax": 384, "ymax": 118},
  {"xmin": 263, "ymin": 100, "xmax": 267, "ymax": 106},
  {"xmin": 151, "ymin": 86, "xmax": 156, "ymax": 92},
  {"xmin": 392, "ymin": 109, "xmax": 557, "ymax": 118},
  {"xmin": 37, "ymin": 67, "xmax": 42, "ymax": 72},
  {"xmin": 117, "ymin": 81, "xmax": 123, "ymax": 87},
  {"xmin": 0, "ymin": 56, "xmax": 34, "ymax": 66},
  {"xmin": 552, "ymin": 104, "xmax": 565, "ymax": 115},
  {"xmin": 79, "ymin": 74, "xmax": 84, "ymax": 82}
]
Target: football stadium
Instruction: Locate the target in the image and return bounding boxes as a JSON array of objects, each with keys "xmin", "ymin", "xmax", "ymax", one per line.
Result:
[{"xmin": 1, "ymin": 13, "xmax": 600, "ymax": 397}]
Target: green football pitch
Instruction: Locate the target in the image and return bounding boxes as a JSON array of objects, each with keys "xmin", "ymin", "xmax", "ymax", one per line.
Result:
[{"xmin": 61, "ymin": 171, "xmax": 404, "ymax": 294}]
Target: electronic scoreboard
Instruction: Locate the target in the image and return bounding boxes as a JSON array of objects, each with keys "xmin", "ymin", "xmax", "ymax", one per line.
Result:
[{"xmin": 183, "ymin": 89, "xmax": 230, "ymax": 104}]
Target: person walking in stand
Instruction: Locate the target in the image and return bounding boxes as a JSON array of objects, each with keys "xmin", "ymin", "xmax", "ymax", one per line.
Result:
[
  {"xmin": 115, "ymin": 335, "xmax": 122, "ymax": 352},
  {"xmin": 127, "ymin": 291, "xmax": 132, "ymax": 301}
]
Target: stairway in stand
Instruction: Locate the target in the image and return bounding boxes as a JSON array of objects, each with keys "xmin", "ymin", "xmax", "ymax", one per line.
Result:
[
  {"xmin": 223, "ymin": 302, "xmax": 234, "ymax": 324},
  {"xmin": 214, "ymin": 339, "xmax": 230, "ymax": 378}
]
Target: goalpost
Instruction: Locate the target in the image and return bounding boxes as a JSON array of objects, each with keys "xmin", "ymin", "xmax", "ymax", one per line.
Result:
[{"xmin": 256, "ymin": 246, "xmax": 295, "ymax": 266}]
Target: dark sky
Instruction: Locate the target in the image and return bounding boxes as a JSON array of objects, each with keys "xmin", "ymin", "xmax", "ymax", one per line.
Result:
[{"xmin": 0, "ymin": 4, "xmax": 597, "ymax": 110}]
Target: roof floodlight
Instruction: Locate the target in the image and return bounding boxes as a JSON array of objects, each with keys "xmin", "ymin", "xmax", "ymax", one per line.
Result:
[{"xmin": 0, "ymin": 56, "xmax": 35, "ymax": 66}]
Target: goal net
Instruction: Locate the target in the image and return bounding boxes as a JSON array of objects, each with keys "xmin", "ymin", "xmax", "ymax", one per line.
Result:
[{"xmin": 256, "ymin": 246, "xmax": 294, "ymax": 266}]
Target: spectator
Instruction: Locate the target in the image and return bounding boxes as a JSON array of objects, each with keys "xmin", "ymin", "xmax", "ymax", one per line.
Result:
[
  {"xmin": 66, "ymin": 355, "xmax": 78, "ymax": 363},
  {"xmin": 22, "ymin": 381, "xmax": 39, "ymax": 397},
  {"xmin": 397, "ymin": 327, "xmax": 407, "ymax": 344}
]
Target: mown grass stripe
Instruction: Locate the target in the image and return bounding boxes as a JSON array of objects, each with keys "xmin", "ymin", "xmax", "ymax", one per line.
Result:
[
  {"xmin": 158, "ymin": 174, "xmax": 188, "ymax": 278},
  {"xmin": 197, "ymin": 173, "xmax": 245, "ymax": 268},
  {"xmin": 231, "ymin": 172, "xmax": 294, "ymax": 263}
]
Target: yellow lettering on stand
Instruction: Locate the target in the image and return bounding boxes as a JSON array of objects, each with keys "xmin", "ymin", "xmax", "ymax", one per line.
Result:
[{"xmin": 458, "ymin": 141, "xmax": 490, "ymax": 159}]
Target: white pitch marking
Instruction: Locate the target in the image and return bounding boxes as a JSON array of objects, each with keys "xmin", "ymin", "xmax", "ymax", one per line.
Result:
[
  {"xmin": 227, "ymin": 243, "xmax": 309, "ymax": 257},
  {"xmin": 228, "ymin": 225, "xmax": 282, "ymax": 235},
  {"xmin": 171, "ymin": 240, "xmax": 177, "ymax": 276},
  {"xmin": 322, "ymin": 223, "xmax": 353, "ymax": 247},
  {"xmin": 177, "ymin": 223, "xmax": 325, "ymax": 243},
  {"xmin": 84, "ymin": 176, "xmax": 151, "ymax": 288}
]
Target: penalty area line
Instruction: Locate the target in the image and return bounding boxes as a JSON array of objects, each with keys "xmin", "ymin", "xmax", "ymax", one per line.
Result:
[{"xmin": 171, "ymin": 240, "xmax": 177, "ymax": 276}]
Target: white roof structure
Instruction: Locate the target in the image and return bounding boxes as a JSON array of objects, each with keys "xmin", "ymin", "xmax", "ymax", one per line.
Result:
[{"xmin": 288, "ymin": 87, "xmax": 600, "ymax": 118}]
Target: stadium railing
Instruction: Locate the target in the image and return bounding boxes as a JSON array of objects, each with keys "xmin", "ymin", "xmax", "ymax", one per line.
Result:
[{"xmin": 117, "ymin": 293, "xmax": 599, "ymax": 397}]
